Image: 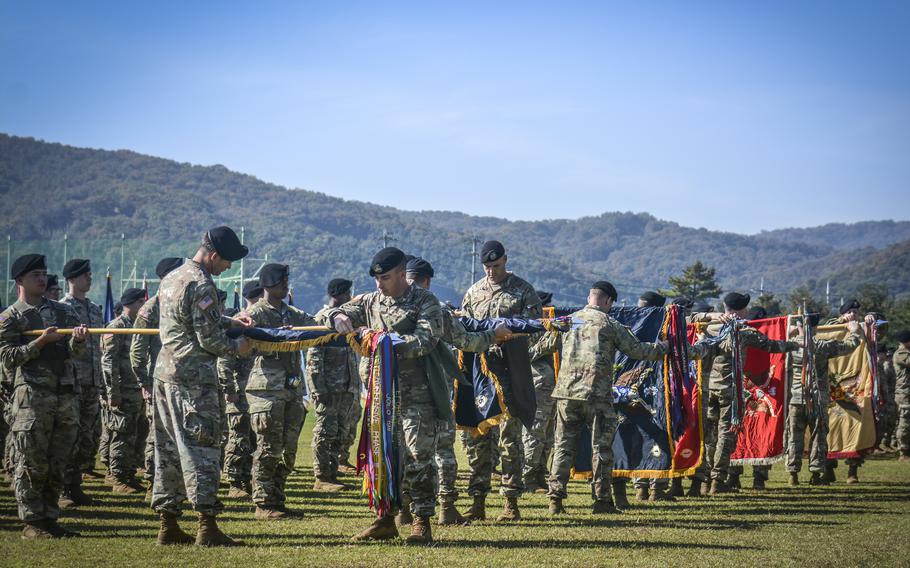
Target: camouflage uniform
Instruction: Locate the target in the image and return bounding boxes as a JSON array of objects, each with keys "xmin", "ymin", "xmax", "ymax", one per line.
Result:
[
  {"xmin": 547, "ymin": 305, "xmax": 666, "ymax": 503},
  {"xmin": 101, "ymin": 312, "xmax": 146, "ymax": 484},
  {"xmin": 307, "ymin": 305, "xmax": 359, "ymax": 482},
  {"xmin": 879, "ymin": 355, "xmax": 898, "ymax": 449},
  {"xmin": 326, "ymin": 284, "xmax": 445, "ymax": 518},
  {"xmin": 60, "ymin": 294, "xmax": 103, "ymax": 480},
  {"xmin": 151, "ymin": 260, "xmax": 243, "ymax": 516},
  {"xmin": 245, "ymin": 298, "xmax": 314, "ymax": 511},
  {"xmin": 0, "ymin": 299, "xmax": 84, "ymax": 522},
  {"xmin": 216, "ymin": 354, "xmax": 254, "ymax": 489},
  {"xmin": 338, "ymin": 392, "xmax": 362, "ymax": 466},
  {"xmin": 523, "ymin": 331, "xmax": 560, "ymax": 488},
  {"xmin": 894, "ymin": 346, "xmax": 910, "ymax": 454},
  {"xmin": 786, "ymin": 330, "xmax": 862, "ymax": 473},
  {"xmin": 129, "ymin": 295, "xmax": 160, "ymax": 486},
  {"xmin": 460, "ymin": 273, "xmax": 542, "ymax": 499}
]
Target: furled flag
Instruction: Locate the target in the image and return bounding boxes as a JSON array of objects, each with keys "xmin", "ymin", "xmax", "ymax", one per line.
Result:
[
  {"xmin": 233, "ymin": 284, "xmax": 241, "ymax": 311},
  {"xmin": 102, "ymin": 269, "xmax": 116, "ymax": 323}
]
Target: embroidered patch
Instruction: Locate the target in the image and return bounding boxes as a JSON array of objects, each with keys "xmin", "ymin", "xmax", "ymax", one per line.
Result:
[{"xmin": 197, "ymin": 295, "xmax": 213, "ymax": 311}]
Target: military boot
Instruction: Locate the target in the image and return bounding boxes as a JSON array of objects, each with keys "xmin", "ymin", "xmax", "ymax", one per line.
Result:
[
  {"xmin": 612, "ymin": 480, "xmax": 631, "ymax": 509},
  {"xmin": 227, "ymin": 481, "xmax": 251, "ymax": 499},
  {"xmin": 649, "ymin": 487, "xmax": 676, "ymax": 502},
  {"xmin": 523, "ymin": 475, "xmax": 542, "ymax": 495},
  {"xmin": 157, "ymin": 511, "xmax": 195, "ymax": 545},
  {"xmin": 535, "ymin": 471, "xmax": 548, "ymax": 494},
  {"xmin": 788, "ymin": 472, "xmax": 799, "ymax": 486},
  {"xmin": 634, "ymin": 486, "xmax": 649, "ymax": 501},
  {"xmin": 337, "ymin": 459, "xmax": 357, "ymax": 475},
  {"xmin": 68, "ymin": 480, "xmax": 95, "ymax": 506},
  {"xmin": 709, "ymin": 479, "xmax": 731, "ymax": 496},
  {"xmin": 463, "ymin": 494, "xmax": 486, "ymax": 521},
  {"xmin": 21, "ymin": 521, "xmax": 54, "ymax": 540},
  {"xmin": 727, "ymin": 474, "xmax": 741, "ymax": 492},
  {"xmin": 195, "ymin": 513, "xmax": 242, "ymax": 546},
  {"xmin": 405, "ymin": 515, "xmax": 433, "ymax": 545},
  {"xmin": 669, "ymin": 478, "xmax": 685, "ymax": 498},
  {"xmin": 437, "ymin": 499, "xmax": 469, "ymax": 526},
  {"xmin": 396, "ymin": 500, "xmax": 414, "ymax": 527},
  {"xmin": 112, "ymin": 479, "xmax": 141, "ymax": 494},
  {"xmin": 687, "ymin": 479, "xmax": 704, "ymax": 497},
  {"xmin": 548, "ymin": 497, "xmax": 565, "ymax": 516},
  {"xmin": 497, "ymin": 495, "xmax": 521, "ymax": 522},
  {"xmin": 846, "ymin": 465, "xmax": 859, "ymax": 484},
  {"xmin": 313, "ymin": 478, "xmax": 345, "ymax": 493},
  {"xmin": 351, "ymin": 514, "xmax": 398, "ymax": 542},
  {"xmin": 255, "ymin": 506, "xmax": 287, "ymax": 520},
  {"xmin": 821, "ymin": 465, "xmax": 836, "ymax": 483},
  {"xmin": 44, "ymin": 519, "xmax": 81, "ymax": 538},
  {"xmin": 592, "ymin": 499, "xmax": 621, "ymax": 515},
  {"xmin": 809, "ymin": 472, "xmax": 827, "ymax": 486}
]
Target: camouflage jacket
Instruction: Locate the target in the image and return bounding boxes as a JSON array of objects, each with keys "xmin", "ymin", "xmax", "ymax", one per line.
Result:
[
  {"xmin": 129, "ymin": 295, "xmax": 161, "ymax": 389},
  {"xmin": 879, "ymin": 357, "xmax": 896, "ymax": 403},
  {"xmin": 894, "ymin": 346, "xmax": 910, "ymax": 402},
  {"xmin": 61, "ymin": 294, "xmax": 103, "ymax": 387},
  {"xmin": 246, "ymin": 298, "xmax": 316, "ymax": 392},
  {"xmin": 788, "ymin": 331, "xmax": 861, "ymax": 405},
  {"xmin": 305, "ymin": 305, "xmax": 359, "ymax": 398},
  {"xmin": 440, "ymin": 304, "xmax": 497, "ymax": 353},
  {"xmin": 0, "ymin": 298, "xmax": 85, "ymax": 390},
  {"xmin": 528, "ymin": 330, "xmax": 560, "ymax": 391},
  {"xmin": 217, "ymin": 355, "xmax": 254, "ymax": 412},
  {"xmin": 552, "ymin": 305, "xmax": 666, "ymax": 402},
  {"xmin": 154, "ymin": 260, "xmax": 241, "ymax": 387},
  {"xmin": 101, "ymin": 312, "xmax": 141, "ymax": 400},
  {"xmin": 461, "ymin": 273, "xmax": 542, "ymax": 321}
]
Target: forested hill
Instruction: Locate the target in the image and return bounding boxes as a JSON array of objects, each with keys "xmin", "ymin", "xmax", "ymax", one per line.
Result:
[{"xmin": 1, "ymin": 133, "xmax": 906, "ymax": 311}]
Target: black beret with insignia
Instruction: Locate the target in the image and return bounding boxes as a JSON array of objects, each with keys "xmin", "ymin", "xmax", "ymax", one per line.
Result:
[
  {"xmin": 205, "ymin": 226, "xmax": 248, "ymax": 261},
  {"xmin": 480, "ymin": 240, "xmax": 505, "ymax": 263},
  {"xmin": 259, "ymin": 263, "xmax": 289, "ymax": 287},
  {"xmin": 327, "ymin": 278, "xmax": 353, "ymax": 297},
  {"xmin": 242, "ymin": 279, "xmax": 263, "ymax": 300},
  {"xmin": 839, "ymin": 298, "xmax": 861, "ymax": 315},
  {"xmin": 120, "ymin": 287, "xmax": 146, "ymax": 305},
  {"xmin": 639, "ymin": 291, "xmax": 666, "ymax": 307},
  {"xmin": 592, "ymin": 280, "xmax": 618, "ymax": 301},
  {"xmin": 723, "ymin": 292, "xmax": 751, "ymax": 311},
  {"xmin": 63, "ymin": 258, "xmax": 91, "ymax": 279},
  {"xmin": 155, "ymin": 257, "xmax": 184, "ymax": 279},
  {"xmin": 405, "ymin": 257, "xmax": 434, "ymax": 278},
  {"xmin": 11, "ymin": 254, "xmax": 47, "ymax": 280},
  {"xmin": 369, "ymin": 247, "xmax": 406, "ymax": 277},
  {"xmin": 895, "ymin": 329, "xmax": 910, "ymax": 344}
]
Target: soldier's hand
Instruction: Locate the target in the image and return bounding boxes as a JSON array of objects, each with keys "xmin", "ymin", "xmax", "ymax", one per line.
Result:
[
  {"xmin": 493, "ymin": 322, "xmax": 511, "ymax": 341},
  {"xmin": 842, "ymin": 312, "xmax": 856, "ymax": 323},
  {"xmin": 236, "ymin": 337, "xmax": 253, "ymax": 357},
  {"xmin": 225, "ymin": 392, "xmax": 239, "ymax": 404},
  {"xmin": 142, "ymin": 387, "xmax": 153, "ymax": 402},
  {"xmin": 719, "ymin": 313, "xmax": 735, "ymax": 324},
  {"xmin": 864, "ymin": 314, "xmax": 876, "ymax": 327},
  {"xmin": 72, "ymin": 325, "xmax": 89, "ymax": 343},
  {"xmin": 232, "ymin": 313, "xmax": 254, "ymax": 328},
  {"xmin": 36, "ymin": 326, "xmax": 64, "ymax": 347},
  {"xmin": 109, "ymin": 395, "xmax": 121, "ymax": 408},
  {"xmin": 847, "ymin": 320, "xmax": 860, "ymax": 333},
  {"xmin": 334, "ymin": 314, "xmax": 354, "ymax": 334}
]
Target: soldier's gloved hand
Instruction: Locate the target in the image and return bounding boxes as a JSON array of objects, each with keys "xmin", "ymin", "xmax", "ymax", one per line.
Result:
[
  {"xmin": 236, "ymin": 337, "xmax": 253, "ymax": 357},
  {"xmin": 333, "ymin": 314, "xmax": 354, "ymax": 334},
  {"xmin": 36, "ymin": 326, "xmax": 65, "ymax": 347},
  {"xmin": 232, "ymin": 313, "xmax": 254, "ymax": 328},
  {"xmin": 72, "ymin": 325, "xmax": 89, "ymax": 343}
]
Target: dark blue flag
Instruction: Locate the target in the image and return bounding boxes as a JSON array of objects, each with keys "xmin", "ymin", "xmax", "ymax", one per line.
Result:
[{"xmin": 102, "ymin": 271, "xmax": 116, "ymax": 324}]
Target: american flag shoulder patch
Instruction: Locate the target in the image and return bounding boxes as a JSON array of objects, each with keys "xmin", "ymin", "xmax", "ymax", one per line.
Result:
[
  {"xmin": 102, "ymin": 333, "xmax": 114, "ymax": 342},
  {"xmin": 197, "ymin": 295, "xmax": 214, "ymax": 311}
]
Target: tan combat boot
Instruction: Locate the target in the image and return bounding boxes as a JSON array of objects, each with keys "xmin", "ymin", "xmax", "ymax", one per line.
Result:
[
  {"xmin": 846, "ymin": 465, "xmax": 859, "ymax": 484},
  {"xmin": 255, "ymin": 506, "xmax": 287, "ymax": 520},
  {"xmin": 809, "ymin": 472, "xmax": 827, "ymax": 486},
  {"xmin": 497, "ymin": 495, "xmax": 521, "ymax": 522},
  {"xmin": 592, "ymin": 499, "xmax": 622, "ymax": 515},
  {"xmin": 21, "ymin": 521, "xmax": 54, "ymax": 540},
  {"xmin": 548, "ymin": 497, "xmax": 565, "ymax": 516},
  {"xmin": 611, "ymin": 480, "xmax": 631, "ymax": 510},
  {"xmin": 227, "ymin": 481, "xmax": 251, "ymax": 499},
  {"xmin": 649, "ymin": 487, "xmax": 676, "ymax": 502},
  {"xmin": 634, "ymin": 486, "xmax": 649, "ymax": 501},
  {"xmin": 405, "ymin": 515, "xmax": 433, "ymax": 545},
  {"xmin": 156, "ymin": 511, "xmax": 195, "ymax": 545},
  {"xmin": 195, "ymin": 513, "xmax": 242, "ymax": 546},
  {"xmin": 437, "ymin": 499, "xmax": 469, "ymax": 526},
  {"xmin": 351, "ymin": 514, "xmax": 399, "ymax": 542},
  {"xmin": 708, "ymin": 479, "xmax": 730, "ymax": 496},
  {"xmin": 313, "ymin": 478, "xmax": 345, "ymax": 493},
  {"xmin": 463, "ymin": 494, "xmax": 486, "ymax": 521}
]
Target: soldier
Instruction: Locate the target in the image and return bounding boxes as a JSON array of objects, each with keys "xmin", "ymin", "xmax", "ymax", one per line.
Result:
[
  {"xmin": 878, "ymin": 344, "xmax": 898, "ymax": 451},
  {"xmin": 218, "ymin": 279, "xmax": 262, "ymax": 499},
  {"xmin": 894, "ymin": 330, "xmax": 910, "ymax": 461},
  {"xmin": 151, "ymin": 227, "xmax": 252, "ymax": 546},
  {"xmin": 523, "ymin": 290, "xmax": 559, "ymax": 496},
  {"xmin": 786, "ymin": 312, "xmax": 864, "ymax": 485},
  {"xmin": 44, "ymin": 275, "xmax": 61, "ymax": 301},
  {"xmin": 460, "ymin": 240, "xmax": 542, "ymax": 522},
  {"xmin": 546, "ymin": 281, "xmax": 668, "ymax": 516},
  {"xmin": 245, "ymin": 263, "xmax": 313, "ymax": 520},
  {"xmin": 101, "ymin": 287, "xmax": 149, "ymax": 494},
  {"xmin": 59, "ymin": 258, "xmax": 103, "ymax": 508},
  {"xmin": 308, "ymin": 277, "xmax": 359, "ymax": 493},
  {"xmin": 328, "ymin": 247, "xmax": 447, "ymax": 544},
  {"xmin": 0, "ymin": 254, "xmax": 89, "ymax": 538},
  {"xmin": 130, "ymin": 257, "xmax": 183, "ymax": 500}
]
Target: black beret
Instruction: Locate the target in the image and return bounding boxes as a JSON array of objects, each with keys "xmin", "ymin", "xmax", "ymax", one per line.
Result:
[
  {"xmin": 114, "ymin": 302, "xmax": 123, "ymax": 316},
  {"xmin": 155, "ymin": 257, "xmax": 184, "ymax": 279},
  {"xmin": 406, "ymin": 257, "xmax": 435, "ymax": 278},
  {"xmin": 259, "ymin": 263, "xmax": 289, "ymax": 287},
  {"xmin": 205, "ymin": 226, "xmax": 248, "ymax": 261},
  {"xmin": 672, "ymin": 296, "xmax": 694, "ymax": 309},
  {"xmin": 839, "ymin": 298, "xmax": 861, "ymax": 315},
  {"xmin": 217, "ymin": 289, "xmax": 228, "ymax": 304},
  {"xmin": 723, "ymin": 292, "xmax": 751, "ymax": 311},
  {"xmin": 480, "ymin": 240, "xmax": 505, "ymax": 263},
  {"xmin": 11, "ymin": 254, "xmax": 46, "ymax": 279},
  {"xmin": 63, "ymin": 258, "xmax": 91, "ymax": 279},
  {"xmin": 120, "ymin": 287, "xmax": 146, "ymax": 305},
  {"xmin": 592, "ymin": 280, "xmax": 618, "ymax": 301},
  {"xmin": 806, "ymin": 313, "xmax": 821, "ymax": 327},
  {"xmin": 692, "ymin": 301, "xmax": 714, "ymax": 313},
  {"xmin": 242, "ymin": 279, "xmax": 263, "ymax": 300},
  {"xmin": 327, "ymin": 278, "xmax": 353, "ymax": 297},
  {"xmin": 747, "ymin": 307, "xmax": 767, "ymax": 321},
  {"xmin": 369, "ymin": 247, "xmax": 406, "ymax": 276},
  {"xmin": 46, "ymin": 274, "xmax": 59, "ymax": 289},
  {"xmin": 640, "ymin": 291, "xmax": 666, "ymax": 307},
  {"xmin": 895, "ymin": 329, "xmax": 910, "ymax": 344},
  {"xmin": 537, "ymin": 291, "xmax": 553, "ymax": 305}
]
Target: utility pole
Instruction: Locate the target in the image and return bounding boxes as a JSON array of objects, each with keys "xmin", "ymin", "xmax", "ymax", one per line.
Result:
[
  {"xmin": 119, "ymin": 233, "xmax": 125, "ymax": 296},
  {"xmin": 467, "ymin": 233, "xmax": 481, "ymax": 285},
  {"xmin": 239, "ymin": 226, "xmax": 245, "ymax": 291},
  {"xmin": 381, "ymin": 229, "xmax": 396, "ymax": 248},
  {"xmin": 825, "ymin": 280, "xmax": 830, "ymax": 306},
  {"xmin": 759, "ymin": 277, "xmax": 764, "ymax": 297},
  {"xmin": 62, "ymin": 233, "xmax": 68, "ymax": 273},
  {"xmin": 4, "ymin": 235, "xmax": 10, "ymax": 306}
]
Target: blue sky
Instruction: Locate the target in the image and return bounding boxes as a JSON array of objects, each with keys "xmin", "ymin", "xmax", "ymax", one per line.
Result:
[{"xmin": 2, "ymin": 1, "xmax": 908, "ymax": 233}]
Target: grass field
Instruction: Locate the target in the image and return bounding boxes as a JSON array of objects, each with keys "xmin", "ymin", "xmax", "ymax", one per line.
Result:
[{"xmin": 2, "ymin": 418, "xmax": 909, "ymax": 567}]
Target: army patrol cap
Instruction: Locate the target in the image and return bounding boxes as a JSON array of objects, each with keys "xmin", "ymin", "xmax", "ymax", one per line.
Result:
[
  {"xmin": 259, "ymin": 263, "xmax": 290, "ymax": 287},
  {"xmin": 204, "ymin": 226, "xmax": 248, "ymax": 261},
  {"xmin": 63, "ymin": 258, "xmax": 91, "ymax": 279},
  {"xmin": 11, "ymin": 253, "xmax": 47, "ymax": 279},
  {"xmin": 480, "ymin": 240, "xmax": 506, "ymax": 263},
  {"xmin": 723, "ymin": 292, "xmax": 751, "ymax": 311},
  {"xmin": 242, "ymin": 279, "xmax": 263, "ymax": 300},
  {"xmin": 895, "ymin": 329, "xmax": 910, "ymax": 344},
  {"xmin": 537, "ymin": 291, "xmax": 553, "ymax": 305},
  {"xmin": 120, "ymin": 287, "xmax": 146, "ymax": 305},
  {"xmin": 406, "ymin": 257, "xmax": 434, "ymax": 278},
  {"xmin": 839, "ymin": 298, "xmax": 860, "ymax": 315},
  {"xmin": 369, "ymin": 247, "xmax": 406, "ymax": 276},
  {"xmin": 591, "ymin": 280, "xmax": 618, "ymax": 301},
  {"xmin": 327, "ymin": 278, "xmax": 353, "ymax": 297},
  {"xmin": 155, "ymin": 257, "xmax": 184, "ymax": 279},
  {"xmin": 640, "ymin": 291, "xmax": 666, "ymax": 307}
]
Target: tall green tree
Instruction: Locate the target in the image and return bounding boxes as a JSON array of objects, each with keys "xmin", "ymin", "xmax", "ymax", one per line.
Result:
[
  {"xmin": 753, "ymin": 292, "xmax": 783, "ymax": 316},
  {"xmin": 662, "ymin": 261, "xmax": 723, "ymax": 301},
  {"xmin": 788, "ymin": 284, "xmax": 830, "ymax": 317}
]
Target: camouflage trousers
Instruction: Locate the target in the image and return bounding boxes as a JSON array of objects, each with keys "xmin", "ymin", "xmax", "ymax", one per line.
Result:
[
  {"xmin": 223, "ymin": 409, "xmax": 254, "ymax": 486},
  {"xmin": 10, "ymin": 384, "xmax": 79, "ymax": 522},
  {"xmin": 107, "ymin": 391, "xmax": 146, "ymax": 482},
  {"xmin": 522, "ymin": 387, "xmax": 556, "ymax": 485},
  {"xmin": 337, "ymin": 394, "xmax": 361, "ymax": 465},
  {"xmin": 547, "ymin": 399, "xmax": 617, "ymax": 503},
  {"xmin": 399, "ymin": 397, "xmax": 441, "ymax": 517},
  {"xmin": 2, "ymin": 400, "xmax": 12, "ymax": 476},
  {"xmin": 248, "ymin": 389, "xmax": 307, "ymax": 509},
  {"xmin": 461, "ymin": 415, "xmax": 525, "ymax": 498},
  {"xmin": 311, "ymin": 392, "xmax": 356, "ymax": 480},
  {"xmin": 99, "ymin": 404, "xmax": 110, "ymax": 468},
  {"xmin": 152, "ymin": 380, "xmax": 224, "ymax": 516},
  {"xmin": 896, "ymin": 392, "xmax": 910, "ymax": 452},
  {"xmin": 65, "ymin": 385, "xmax": 100, "ymax": 484},
  {"xmin": 704, "ymin": 388, "xmax": 737, "ymax": 481},
  {"xmin": 786, "ymin": 403, "xmax": 829, "ymax": 473},
  {"xmin": 434, "ymin": 416, "xmax": 459, "ymax": 501},
  {"xmin": 143, "ymin": 396, "xmax": 155, "ymax": 484},
  {"xmin": 880, "ymin": 402, "xmax": 898, "ymax": 447}
]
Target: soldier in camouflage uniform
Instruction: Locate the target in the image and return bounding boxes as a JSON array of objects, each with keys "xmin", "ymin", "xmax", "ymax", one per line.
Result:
[
  {"xmin": 59, "ymin": 258, "xmax": 103, "ymax": 507},
  {"xmin": 547, "ymin": 281, "xmax": 668, "ymax": 516},
  {"xmin": 217, "ymin": 279, "xmax": 262, "ymax": 499},
  {"xmin": 894, "ymin": 330, "xmax": 910, "ymax": 461},
  {"xmin": 523, "ymin": 290, "xmax": 559, "ymax": 496},
  {"xmin": 328, "ymin": 247, "xmax": 448, "ymax": 545},
  {"xmin": 877, "ymin": 344, "xmax": 898, "ymax": 451},
  {"xmin": 101, "ymin": 288, "xmax": 149, "ymax": 494},
  {"xmin": 460, "ymin": 240, "xmax": 542, "ymax": 522},
  {"xmin": 0, "ymin": 254, "xmax": 89, "ymax": 539},
  {"xmin": 308, "ymin": 278, "xmax": 359, "ymax": 492},
  {"xmin": 245, "ymin": 264, "xmax": 313, "ymax": 520},
  {"xmin": 786, "ymin": 313, "xmax": 863, "ymax": 485},
  {"xmin": 337, "ymin": 388, "xmax": 361, "ymax": 473},
  {"xmin": 151, "ymin": 227, "xmax": 252, "ymax": 546}
]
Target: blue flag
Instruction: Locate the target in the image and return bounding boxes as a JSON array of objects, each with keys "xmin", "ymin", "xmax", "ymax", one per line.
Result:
[
  {"xmin": 102, "ymin": 272, "xmax": 116, "ymax": 324},
  {"xmin": 233, "ymin": 285, "xmax": 241, "ymax": 311}
]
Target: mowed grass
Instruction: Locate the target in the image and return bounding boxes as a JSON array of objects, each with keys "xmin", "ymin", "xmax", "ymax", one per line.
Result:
[{"xmin": 2, "ymin": 416, "xmax": 909, "ymax": 568}]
